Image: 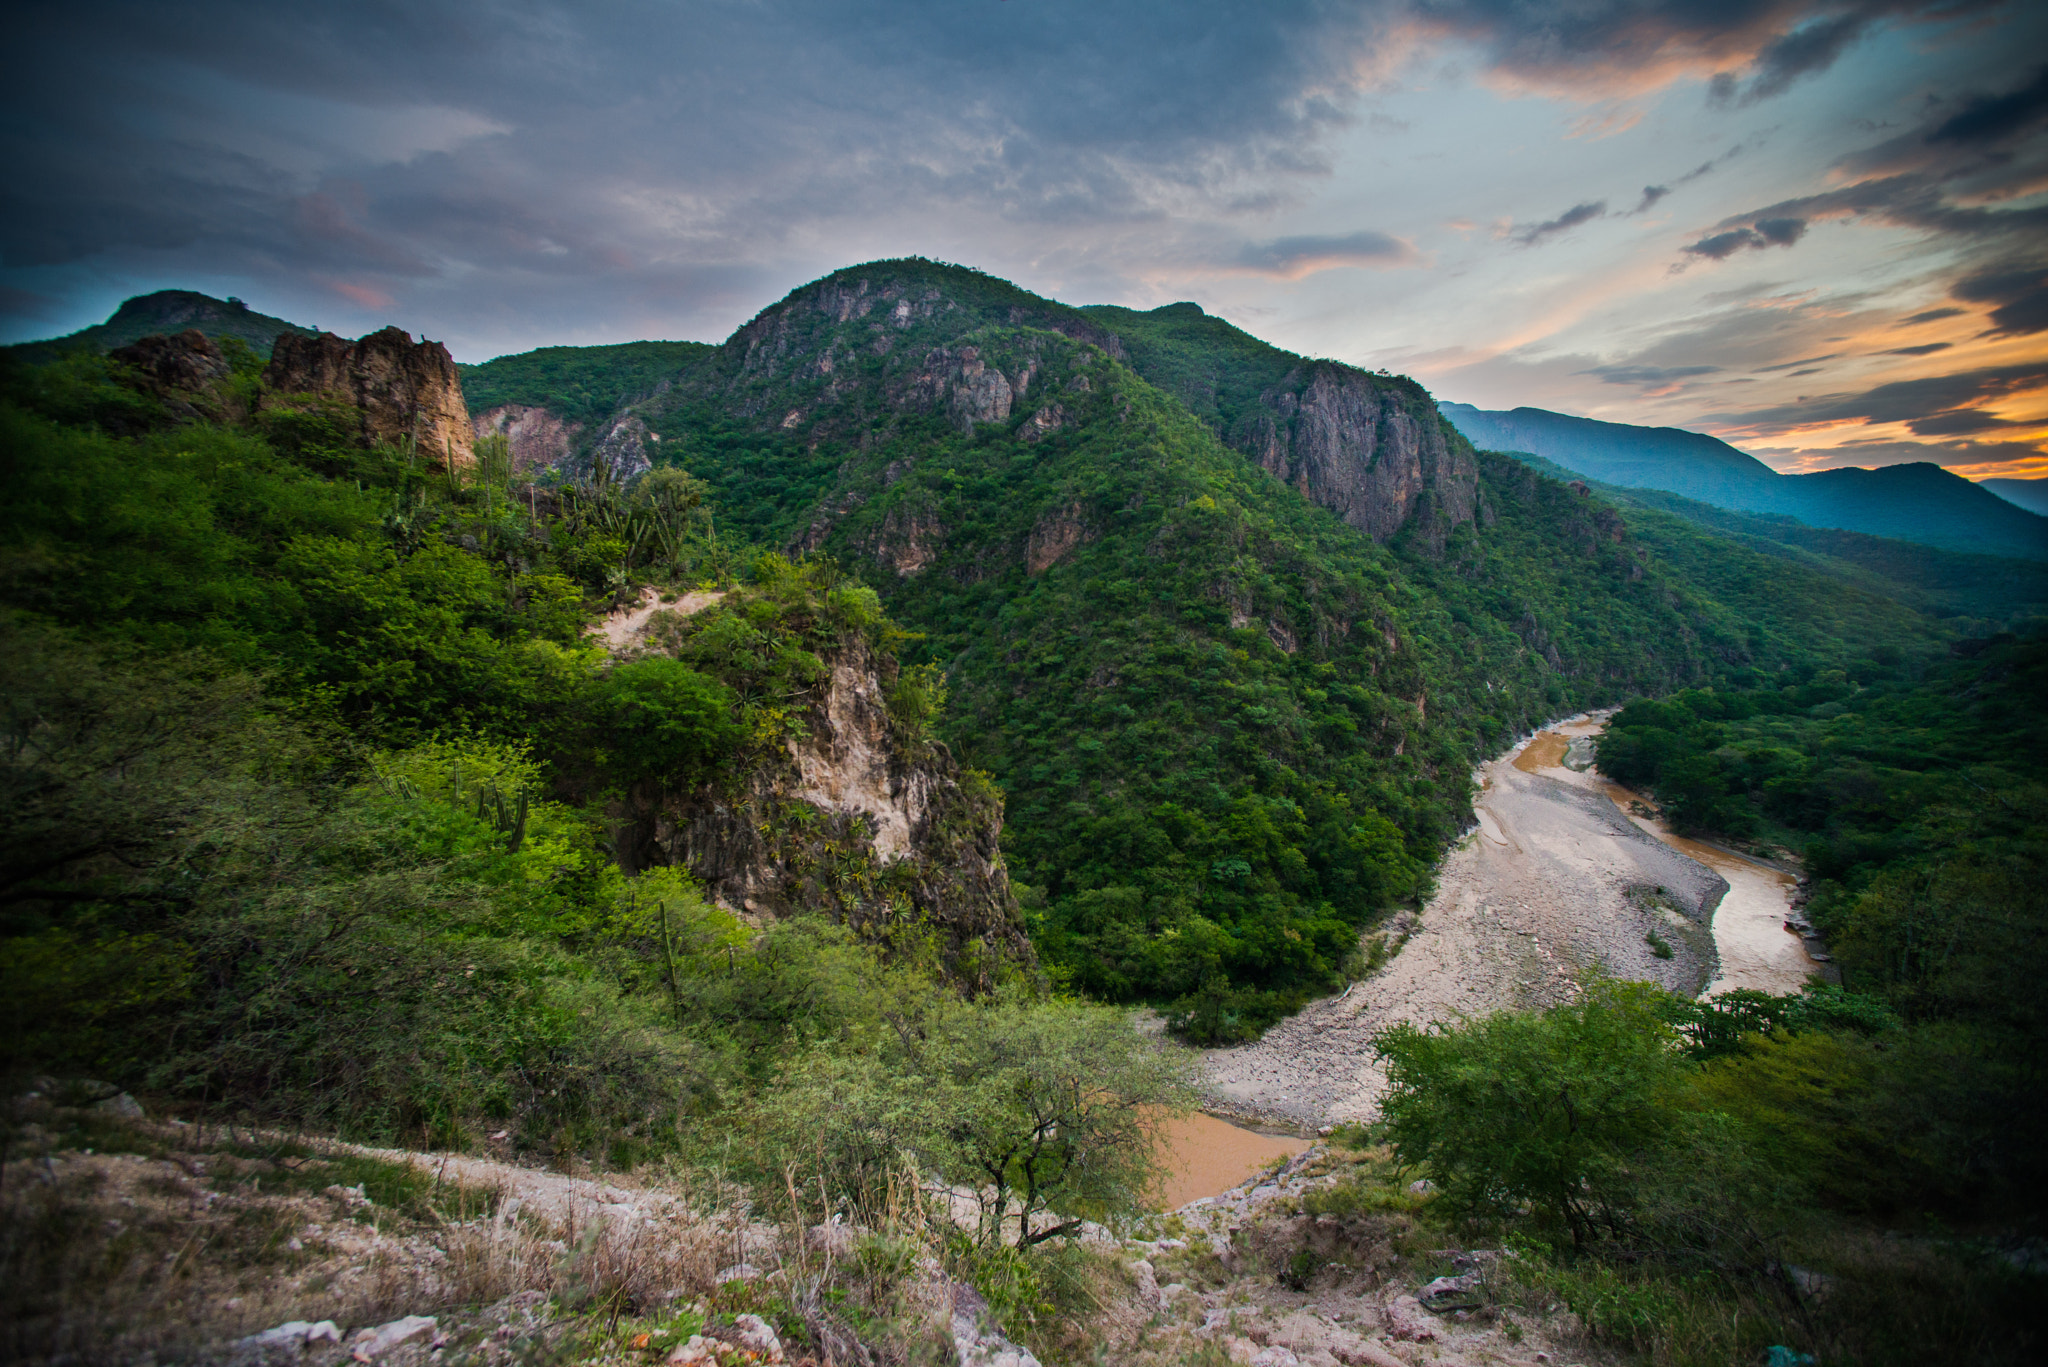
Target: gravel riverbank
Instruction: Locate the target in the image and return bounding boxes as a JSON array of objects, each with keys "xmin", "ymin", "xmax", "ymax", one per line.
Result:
[{"xmin": 1202, "ymin": 716, "xmax": 1728, "ymax": 1130}]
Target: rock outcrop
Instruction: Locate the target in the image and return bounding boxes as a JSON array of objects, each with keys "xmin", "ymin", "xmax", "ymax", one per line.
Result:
[
  {"xmin": 109, "ymin": 330, "xmax": 244, "ymax": 424},
  {"xmin": 1231, "ymin": 362, "xmax": 1478, "ymax": 545},
  {"xmin": 621, "ymin": 615, "xmax": 1031, "ymax": 988},
  {"xmin": 473, "ymin": 403, "xmax": 581, "ymax": 473},
  {"xmin": 261, "ymin": 326, "xmax": 474, "ymax": 467}
]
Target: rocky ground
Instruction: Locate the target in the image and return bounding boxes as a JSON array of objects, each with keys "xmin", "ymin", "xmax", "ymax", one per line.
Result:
[
  {"xmin": 1204, "ymin": 718, "xmax": 1724, "ymax": 1130},
  {"xmin": 5, "ymin": 1094, "xmax": 1623, "ymax": 1367}
]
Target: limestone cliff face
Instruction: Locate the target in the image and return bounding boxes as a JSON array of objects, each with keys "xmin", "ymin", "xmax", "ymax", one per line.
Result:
[
  {"xmin": 261, "ymin": 327, "xmax": 474, "ymax": 467},
  {"xmin": 109, "ymin": 330, "xmax": 244, "ymax": 425},
  {"xmin": 1231, "ymin": 361, "xmax": 1478, "ymax": 546},
  {"xmin": 617, "ymin": 621, "xmax": 1031, "ymax": 987},
  {"xmin": 473, "ymin": 403, "xmax": 581, "ymax": 474}
]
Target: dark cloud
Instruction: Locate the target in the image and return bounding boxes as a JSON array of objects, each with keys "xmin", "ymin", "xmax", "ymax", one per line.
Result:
[
  {"xmin": 1631, "ymin": 185, "xmax": 1671, "ymax": 214},
  {"xmin": 1930, "ymin": 64, "xmax": 2048, "ymax": 143},
  {"xmin": 1899, "ymin": 307, "xmax": 1965, "ymax": 325},
  {"xmin": 1420, "ymin": 1, "xmax": 1992, "ymax": 102},
  {"xmin": 1951, "ymin": 264, "xmax": 2048, "ymax": 336},
  {"xmin": 1579, "ymin": 363, "xmax": 1722, "ymax": 386},
  {"xmin": 1713, "ymin": 360, "xmax": 2048, "ymax": 430},
  {"xmin": 1513, "ymin": 201, "xmax": 1607, "ymax": 246},
  {"xmin": 1683, "ymin": 216, "xmax": 1807, "ymax": 258},
  {"xmin": 1233, "ymin": 231, "xmax": 1422, "ymax": 277},
  {"xmin": 0, "ymin": 285, "xmax": 60, "ymax": 321},
  {"xmin": 1882, "ymin": 342, "xmax": 1952, "ymax": 355},
  {"xmin": 1757, "ymin": 353, "xmax": 1840, "ymax": 371},
  {"xmin": 1907, "ymin": 408, "xmax": 2014, "ymax": 435},
  {"xmin": 1727, "ymin": 11, "xmax": 1870, "ymax": 104}
]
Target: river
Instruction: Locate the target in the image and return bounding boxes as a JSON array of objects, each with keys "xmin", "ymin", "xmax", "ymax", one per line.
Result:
[{"xmin": 1513, "ymin": 715, "xmax": 1815, "ymax": 997}]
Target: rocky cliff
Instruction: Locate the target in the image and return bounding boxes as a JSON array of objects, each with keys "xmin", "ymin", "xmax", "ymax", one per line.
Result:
[
  {"xmin": 261, "ymin": 327, "xmax": 475, "ymax": 468},
  {"xmin": 611, "ymin": 600, "xmax": 1033, "ymax": 990},
  {"xmin": 108, "ymin": 330, "xmax": 245, "ymax": 425},
  {"xmin": 1231, "ymin": 362, "xmax": 1478, "ymax": 549},
  {"xmin": 472, "ymin": 402, "xmax": 582, "ymax": 474}
]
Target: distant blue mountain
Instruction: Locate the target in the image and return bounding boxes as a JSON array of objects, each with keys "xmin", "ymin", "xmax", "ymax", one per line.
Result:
[
  {"xmin": 1983, "ymin": 477, "xmax": 2048, "ymax": 518},
  {"xmin": 1439, "ymin": 402, "xmax": 2048, "ymax": 562}
]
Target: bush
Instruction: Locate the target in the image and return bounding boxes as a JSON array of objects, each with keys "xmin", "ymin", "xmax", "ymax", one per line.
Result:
[{"xmin": 595, "ymin": 657, "xmax": 740, "ymax": 784}]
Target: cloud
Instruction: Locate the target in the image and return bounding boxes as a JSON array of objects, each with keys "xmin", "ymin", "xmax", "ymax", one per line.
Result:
[
  {"xmin": 1930, "ymin": 63, "xmax": 2048, "ymax": 144},
  {"xmin": 1951, "ymin": 263, "xmax": 2048, "ymax": 336},
  {"xmin": 1682, "ymin": 216, "xmax": 1808, "ymax": 259},
  {"xmin": 1431, "ymin": 0, "xmax": 1998, "ymax": 103},
  {"xmin": 1579, "ymin": 363, "xmax": 1722, "ymax": 387},
  {"xmin": 1899, "ymin": 307, "xmax": 1965, "ymax": 325},
  {"xmin": 1756, "ymin": 353, "xmax": 1841, "ymax": 371},
  {"xmin": 1231, "ymin": 230, "xmax": 1424, "ymax": 278},
  {"xmin": 1882, "ymin": 342, "xmax": 1952, "ymax": 355},
  {"xmin": 1512, "ymin": 201, "xmax": 1607, "ymax": 247},
  {"xmin": 1631, "ymin": 185, "xmax": 1671, "ymax": 215},
  {"xmin": 1711, "ymin": 360, "xmax": 2048, "ymax": 432}
]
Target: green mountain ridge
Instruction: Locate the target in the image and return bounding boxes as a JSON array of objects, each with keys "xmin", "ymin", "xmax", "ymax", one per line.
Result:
[
  {"xmin": 1439, "ymin": 400, "xmax": 2048, "ymax": 561},
  {"xmin": 6, "ymin": 289, "xmax": 320, "ymax": 363},
  {"xmin": 492, "ymin": 257, "xmax": 1963, "ymax": 1029}
]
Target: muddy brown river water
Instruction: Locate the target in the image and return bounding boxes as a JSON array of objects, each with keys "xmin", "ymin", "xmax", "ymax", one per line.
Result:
[{"xmin": 1147, "ymin": 1111, "xmax": 1308, "ymax": 1209}]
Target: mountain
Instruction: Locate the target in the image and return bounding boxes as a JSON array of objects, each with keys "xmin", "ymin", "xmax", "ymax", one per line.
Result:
[
  {"xmin": 1984, "ymin": 476, "xmax": 2048, "ymax": 517},
  {"xmin": 1439, "ymin": 401, "xmax": 2048, "ymax": 562},
  {"xmin": 480, "ymin": 258, "xmax": 1954, "ymax": 1031},
  {"xmin": 6, "ymin": 289, "xmax": 319, "ymax": 363}
]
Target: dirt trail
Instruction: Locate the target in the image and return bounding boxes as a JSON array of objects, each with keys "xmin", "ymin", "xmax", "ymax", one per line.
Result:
[
  {"xmin": 589, "ymin": 586, "xmax": 725, "ymax": 652},
  {"xmin": 1202, "ymin": 715, "xmax": 1729, "ymax": 1130}
]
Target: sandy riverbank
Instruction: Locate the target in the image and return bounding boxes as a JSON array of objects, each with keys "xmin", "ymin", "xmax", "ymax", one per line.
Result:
[{"xmin": 1199, "ymin": 713, "xmax": 1817, "ymax": 1130}]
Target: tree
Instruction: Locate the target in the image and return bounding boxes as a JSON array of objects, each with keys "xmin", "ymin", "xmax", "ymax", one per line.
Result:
[
  {"xmin": 766, "ymin": 992, "xmax": 1196, "ymax": 1247},
  {"xmin": 1373, "ymin": 978, "xmax": 1688, "ymax": 1247},
  {"xmin": 594, "ymin": 656, "xmax": 739, "ymax": 784}
]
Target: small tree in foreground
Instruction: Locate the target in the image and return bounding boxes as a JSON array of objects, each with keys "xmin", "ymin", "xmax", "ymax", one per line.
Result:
[
  {"xmin": 765, "ymin": 993, "xmax": 1197, "ymax": 1248},
  {"xmin": 1373, "ymin": 978, "xmax": 1688, "ymax": 1248}
]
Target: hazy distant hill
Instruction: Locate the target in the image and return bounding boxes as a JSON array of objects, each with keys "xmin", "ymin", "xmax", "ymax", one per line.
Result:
[
  {"xmin": 1440, "ymin": 402, "xmax": 2048, "ymax": 562},
  {"xmin": 1984, "ymin": 477, "xmax": 2048, "ymax": 517},
  {"xmin": 6, "ymin": 290, "xmax": 320, "ymax": 363}
]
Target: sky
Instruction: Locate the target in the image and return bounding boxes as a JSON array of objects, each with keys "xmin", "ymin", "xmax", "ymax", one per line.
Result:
[{"xmin": 4, "ymin": 1, "xmax": 2045, "ymax": 479}]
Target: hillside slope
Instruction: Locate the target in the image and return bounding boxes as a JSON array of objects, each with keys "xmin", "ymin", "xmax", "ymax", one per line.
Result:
[
  {"xmin": 507, "ymin": 259, "xmax": 1948, "ymax": 1030},
  {"xmin": 1440, "ymin": 401, "xmax": 2048, "ymax": 561},
  {"xmin": 7, "ymin": 290, "xmax": 319, "ymax": 362}
]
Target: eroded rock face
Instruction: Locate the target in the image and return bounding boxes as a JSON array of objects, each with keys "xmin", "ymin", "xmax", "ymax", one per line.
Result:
[
  {"xmin": 261, "ymin": 326, "xmax": 474, "ymax": 467},
  {"xmin": 1026, "ymin": 502, "xmax": 1093, "ymax": 574},
  {"xmin": 109, "ymin": 330, "xmax": 243, "ymax": 424},
  {"xmin": 1232, "ymin": 362, "xmax": 1477, "ymax": 546},
  {"xmin": 625, "ymin": 626, "xmax": 1030, "ymax": 987},
  {"xmin": 473, "ymin": 403, "xmax": 582, "ymax": 474}
]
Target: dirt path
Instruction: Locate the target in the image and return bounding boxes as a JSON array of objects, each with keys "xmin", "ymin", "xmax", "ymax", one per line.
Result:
[
  {"xmin": 1202, "ymin": 715, "xmax": 1729, "ymax": 1130},
  {"xmin": 588, "ymin": 586, "xmax": 725, "ymax": 652}
]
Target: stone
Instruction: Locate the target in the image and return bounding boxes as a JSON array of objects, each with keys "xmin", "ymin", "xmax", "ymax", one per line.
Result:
[
  {"xmin": 1382, "ymin": 1295, "xmax": 1437, "ymax": 1343},
  {"xmin": 1128, "ymin": 1258, "xmax": 1162, "ymax": 1310},
  {"xmin": 666, "ymin": 1335, "xmax": 717, "ymax": 1364},
  {"xmin": 713, "ymin": 1262, "xmax": 760, "ymax": 1284},
  {"xmin": 731, "ymin": 1313, "xmax": 783, "ymax": 1362},
  {"xmin": 350, "ymin": 1315, "xmax": 436, "ymax": 1359},
  {"xmin": 89, "ymin": 1092, "xmax": 146, "ymax": 1120},
  {"xmin": 261, "ymin": 327, "xmax": 473, "ymax": 468},
  {"xmin": 110, "ymin": 330, "xmax": 242, "ymax": 424}
]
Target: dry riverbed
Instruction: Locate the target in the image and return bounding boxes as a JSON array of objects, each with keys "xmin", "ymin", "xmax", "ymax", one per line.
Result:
[{"xmin": 1199, "ymin": 714, "xmax": 1822, "ymax": 1131}]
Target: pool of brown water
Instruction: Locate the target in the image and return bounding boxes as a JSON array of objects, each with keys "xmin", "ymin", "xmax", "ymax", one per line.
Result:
[{"xmin": 1148, "ymin": 1110, "xmax": 1308, "ymax": 1209}]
